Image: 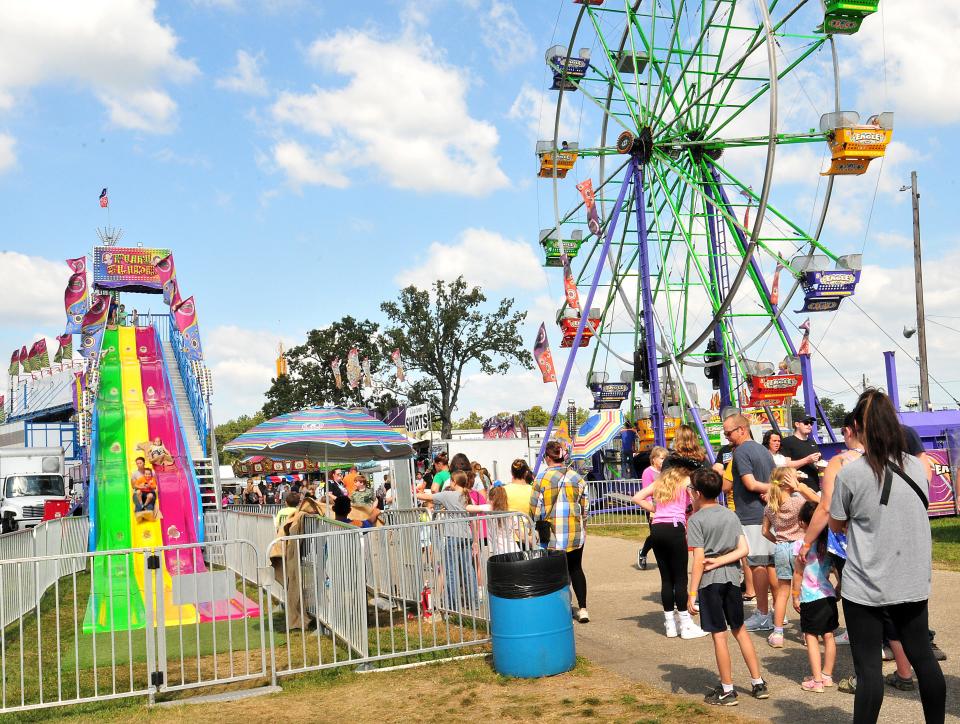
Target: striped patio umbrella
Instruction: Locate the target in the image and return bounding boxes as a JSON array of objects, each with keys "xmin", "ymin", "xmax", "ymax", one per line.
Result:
[
  {"xmin": 572, "ymin": 409, "xmax": 625, "ymax": 460},
  {"xmin": 223, "ymin": 407, "xmax": 413, "ymax": 462}
]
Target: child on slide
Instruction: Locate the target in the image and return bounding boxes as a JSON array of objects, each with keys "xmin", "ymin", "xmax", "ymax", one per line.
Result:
[{"xmin": 133, "ymin": 468, "xmax": 158, "ymax": 515}]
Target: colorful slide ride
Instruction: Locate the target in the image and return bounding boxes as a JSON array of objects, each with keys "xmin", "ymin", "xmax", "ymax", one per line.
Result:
[{"xmin": 84, "ymin": 326, "xmax": 257, "ymax": 633}]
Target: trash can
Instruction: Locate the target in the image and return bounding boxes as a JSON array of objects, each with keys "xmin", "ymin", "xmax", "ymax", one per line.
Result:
[{"xmin": 486, "ymin": 549, "xmax": 576, "ymax": 678}]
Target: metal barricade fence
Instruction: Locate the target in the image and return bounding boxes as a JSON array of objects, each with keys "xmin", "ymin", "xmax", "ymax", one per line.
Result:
[
  {"xmin": 267, "ymin": 511, "xmax": 536, "ymax": 678},
  {"xmin": 0, "ymin": 517, "xmax": 90, "ymax": 629},
  {"xmin": 0, "ymin": 538, "xmax": 268, "ymax": 714},
  {"xmin": 211, "ymin": 511, "xmax": 282, "ymax": 601},
  {"xmin": 585, "ymin": 478, "xmax": 648, "ymax": 526},
  {"xmin": 228, "ymin": 504, "xmax": 282, "ymax": 516}
]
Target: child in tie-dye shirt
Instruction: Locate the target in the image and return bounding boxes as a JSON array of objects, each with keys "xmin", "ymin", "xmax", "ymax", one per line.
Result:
[{"xmin": 791, "ymin": 502, "xmax": 838, "ymax": 693}]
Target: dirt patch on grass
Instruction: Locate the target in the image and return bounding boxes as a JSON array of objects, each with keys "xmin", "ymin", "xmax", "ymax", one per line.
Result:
[{"xmin": 73, "ymin": 656, "xmax": 748, "ymax": 724}]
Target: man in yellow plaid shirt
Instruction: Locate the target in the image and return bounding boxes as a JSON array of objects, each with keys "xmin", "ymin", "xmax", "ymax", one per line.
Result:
[{"xmin": 532, "ymin": 440, "xmax": 590, "ymax": 623}]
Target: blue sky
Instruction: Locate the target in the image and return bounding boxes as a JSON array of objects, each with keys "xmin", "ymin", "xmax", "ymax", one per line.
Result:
[{"xmin": 1, "ymin": 0, "xmax": 958, "ymax": 422}]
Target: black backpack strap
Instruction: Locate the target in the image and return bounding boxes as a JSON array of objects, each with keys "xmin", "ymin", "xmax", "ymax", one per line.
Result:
[{"xmin": 880, "ymin": 463, "xmax": 929, "ymax": 509}]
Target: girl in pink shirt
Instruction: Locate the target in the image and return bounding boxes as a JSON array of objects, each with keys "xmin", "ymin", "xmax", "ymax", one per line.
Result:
[
  {"xmin": 634, "ymin": 462, "xmax": 707, "ymax": 640},
  {"xmin": 636, "ymin": 446, "xmax": 668, "ymax": 569}
]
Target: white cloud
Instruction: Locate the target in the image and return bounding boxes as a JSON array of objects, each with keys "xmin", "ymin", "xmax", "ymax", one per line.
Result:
[
  {"xmin": 508, "ymin": 83, "xmax": 579, "ymax": 141},
  {"xmin": 271, "ymin": 140, "xmax": 350, "ymax": 189},
  {"xmin": 479, "ymin": 1, "xmax": 533, "ymax": 70},
  {"xmin": 0, "ymin": 133, "xmax": 15, "ymax": 173},
  {"xmin": 847, "ymin": 0, "xmax": 960, "ymax": 124},
  {"xmin": 804, "ymin": 251, "xmax": 960, "ymax": 408},
  {"xmin": 270, "ymin": 29, "xmax": 508, "ymax": 195},
  {"xmin": 206, "ymin": 325, "xmax": 299, "ymax": 419},
  {"xmin": 0, "ymin": 1, "xmax": 198, "ymax": 132},
  {"xmin": 874, "ymin": 230, "xmax": 911, "ymax": 249},
  {"xmin": 0, "ymin": 252, "xmax": 68, "ymax": 328},
  {"xmin": 216, "ymin": 50, "xmax": 268, "ymax": 96},
  {"xmin": 396, "ymin": 228, "xmax": 547, "ymax": 292}
]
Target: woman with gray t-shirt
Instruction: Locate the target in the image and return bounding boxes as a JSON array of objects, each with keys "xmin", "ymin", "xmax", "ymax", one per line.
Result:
[{"xmin": 829, "ymin": 390, "xmax": 944, "ymax": 724}]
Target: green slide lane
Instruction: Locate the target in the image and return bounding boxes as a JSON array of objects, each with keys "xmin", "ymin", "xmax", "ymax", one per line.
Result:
[{"xmin": 83, "ymin": 329, "xmax": 146, "ymax": 634}]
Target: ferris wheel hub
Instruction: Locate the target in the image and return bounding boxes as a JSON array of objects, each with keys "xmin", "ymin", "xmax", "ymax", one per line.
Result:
[{"xmin": 616, "ymin": 127, "xmax": 654, "ymax": 165}]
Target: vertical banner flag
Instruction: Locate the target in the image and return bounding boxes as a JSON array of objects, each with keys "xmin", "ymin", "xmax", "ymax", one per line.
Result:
[
  {"xmin": 346, "ymin": 347, "xmax": 361, "ymax": 389},
  {"xmin": 66, "ymin": 257, "xmax": 86, "ymax": 274},
  {"xmin": 562, "ymin": 260, "xmax": 581, "ymax": 312},
  {"xmin": 99, "ymin": 188, "xmax": 109, "ymax": 208},
  {"xmin": 798, "ymin": 318, "xmax": 811, "ymax": 356},
  {"xmin": 154, "ymin": 253, "xmax": 179, "ymax": 306},
  {"xmin": 26, "ymin": 341, "xmax": 39, "ymax": 372},
  {"xmin": 391, "ymin": 349, "xmax": 405, "ymax": 382},
  {"xmin": 34, "ymin": 339, "xmax": 49, "ymax": 369},
  {"xmin": 173, "ymin": 296, "xmax": 204, "ymax": 361},
  {"xmin": 361, "ymin": 357, "xmax": 373, "ymax": 388},
  {"xmin": 19, "ymin": 346, "xmax": 28, "ymax": 373},
  {"xmin": 331, "ymin": 358, "xmax": 343, "ymax": 389},
  {"xmin": 72, "ymin": 372, "xmax": 86, "ymax": 412},
  {"xmin": 64, "ymin": 267, "xmax": 88, "ymax": 334},
  {"xmin": 576, "ymin": 179, "xmax": 601, "ymax": 236},
  {"xmin": 534, "ymin": 323, "xmax": 558, "ymax": 383},
  {"xmin": 8, "ymin": 350, "xmax": 19, "ymax": 376},
  {"xmin": 770, "ymin": 263, "xmax": 782, "ymax": 308},
  {"xmin": 54, "ymin": 334, "xmax": 73, "ymax": 363},
  {"xmin": 79, "ymin": 294, "xmax": 111, "ymax": 358}
]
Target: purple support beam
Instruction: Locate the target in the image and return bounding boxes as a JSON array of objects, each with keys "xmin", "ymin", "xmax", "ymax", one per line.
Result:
[
  {"xmin": 533, "ymin": 162, "xmax": 636, "ymax": 476},
  {"xmin": 708, "ymin": 166, "xmax": 837, "ymax": 443},
  {"xmin": 631, "ymin": 164, "xmax": 665, "ymax": 447},
  {"xmin": 799, "ymin": 353, "xmax": 821, "ymax": 441},
  {"xmin": 702, "ymin": 177, "xmax": 732, "ymax": 410},
  {"xmin": 688, "ymin": 406, "xmax": 716, "ymax": 465},
  {"xmin": 884, "ymin": 351, "xmax": 900, "ymax": 411}
]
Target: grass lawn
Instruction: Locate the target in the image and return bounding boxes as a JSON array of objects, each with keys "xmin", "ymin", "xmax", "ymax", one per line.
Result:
[
  {"xmin": 588, "ymin": 523, "xmax": 649, "ymax": 542},
  {"xmin": 931, "ymin": 516, "xmax": 960, "ymax": 571},
  {"xmin": 30, "ymin": 655, "xmax": 745, "ymax": 724}
]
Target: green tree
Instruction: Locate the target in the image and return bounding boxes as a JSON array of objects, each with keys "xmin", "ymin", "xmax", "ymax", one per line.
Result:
[
  {"xmin": 789, "ymin": 397, "xmax": 848, "ymax": 429},
  {"xmin": 213, "ymin": 412, "xmax": 267, "ymax": 465},
  {"xmin": 453, "ymin": 411, "xmax": 484, "ymax": 429},
  {"xmin": 261, "ymin": 316, "xmax": 400, "ymax": 418},
  {"xmin": 519, "ymin": 406, "xmax": 552, "ymax": 427},
  {"xmin": 380, "ymin": 277, "xmax": 532, "ymax": 438}
]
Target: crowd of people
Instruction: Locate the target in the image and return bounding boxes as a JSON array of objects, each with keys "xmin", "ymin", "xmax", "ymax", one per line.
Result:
[
  {"xmin": 224, "ymin": 392, "xmax": 947, "ymax": 722},
  {"xmin": 626, "ymin": 390, "xmax": 946, "ymax": 721}
]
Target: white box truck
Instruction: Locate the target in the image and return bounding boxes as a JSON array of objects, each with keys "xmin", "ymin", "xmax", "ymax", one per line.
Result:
[{"xmin": 0, "ymin": 447, "xmax": 67, "ymax": 533}]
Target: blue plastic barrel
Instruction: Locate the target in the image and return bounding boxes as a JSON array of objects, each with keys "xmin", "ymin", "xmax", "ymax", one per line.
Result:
[{"xmin": 487, "ymin": 550, "xmax": 576, "ymax": 678}]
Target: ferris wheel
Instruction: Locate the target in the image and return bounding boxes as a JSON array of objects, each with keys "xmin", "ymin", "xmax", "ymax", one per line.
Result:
[{"xmin": 537, "ymin": 0, "xmax": 890, "ymax": 449}]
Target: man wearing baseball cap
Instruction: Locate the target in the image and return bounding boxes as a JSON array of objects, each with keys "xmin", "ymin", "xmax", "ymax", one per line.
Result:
[{"xmin": 779, "ymin": 415, "xmax": 823, "ymax": 491}]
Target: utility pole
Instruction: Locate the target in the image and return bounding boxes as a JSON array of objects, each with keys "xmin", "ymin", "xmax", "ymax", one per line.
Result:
[{"xmin": 908, "ymin": 171, "xmax": 931, "ymax": 412}]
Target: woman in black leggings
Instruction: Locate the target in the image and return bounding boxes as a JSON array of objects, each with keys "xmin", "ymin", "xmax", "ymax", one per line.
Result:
[
  {"xmin": 634, "ymin": 454, "xmax": 706, "ymax": 640},
  {"xmin": 825, "ymin": 390, "xmax": 944, "ymax": 723}
]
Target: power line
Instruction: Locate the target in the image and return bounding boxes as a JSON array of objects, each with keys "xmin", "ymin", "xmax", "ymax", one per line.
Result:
[
  {"xmin": 926, "ymin": 318, "xmax": 960, "ymax": 336},
  {"xmin": 848, "ymin": 299, "xmax": 960, "ymax": 406}
]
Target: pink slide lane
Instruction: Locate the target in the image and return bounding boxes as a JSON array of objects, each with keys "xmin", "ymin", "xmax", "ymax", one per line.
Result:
[{"xmin": 135, "ymin": 327, "xmax": 259, "ymax": 621}]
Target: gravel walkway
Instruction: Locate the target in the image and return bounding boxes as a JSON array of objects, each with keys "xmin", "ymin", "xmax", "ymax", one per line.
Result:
[{"xmin": 574, "ymin": 533, "xmax": 960, "ymax": 722}]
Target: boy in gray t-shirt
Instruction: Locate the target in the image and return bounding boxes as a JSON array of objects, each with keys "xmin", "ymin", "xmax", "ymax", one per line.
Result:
[{"xmin": 687, "ymin": 468, "xmax": 769, "ymax": 706}]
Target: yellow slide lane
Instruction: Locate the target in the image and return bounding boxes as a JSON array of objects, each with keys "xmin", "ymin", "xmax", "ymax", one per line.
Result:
[{"xmin": 118, "ymin": 326, "xmax": 198, "ymax": 626}]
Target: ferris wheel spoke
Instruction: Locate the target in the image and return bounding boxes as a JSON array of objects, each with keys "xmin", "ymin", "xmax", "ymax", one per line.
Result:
[
  {"xmin": 706, "ymin": 36, "xmax": 827, "ymax": 139},
  {"xmin": 584, "ymin": 5, "xmax": 645, "ymax": 131},
  {"xmin": 648, "ymin": 0, "xmax": 729, "ymax": 134},
  {"xmin": 656, "ymin": 0, "xmax": 808, "ymax": 143}
]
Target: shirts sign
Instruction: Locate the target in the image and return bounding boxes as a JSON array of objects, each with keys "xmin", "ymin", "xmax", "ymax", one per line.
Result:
[{"xmin": 405, "ymin": 404, "xmax": 431, "ymax": 434}]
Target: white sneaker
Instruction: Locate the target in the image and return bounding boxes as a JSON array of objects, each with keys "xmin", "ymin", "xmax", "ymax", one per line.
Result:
[
  {"xmin": 744, "ymin": 611, "xmax": 773, "ymax": 632},
  {"xmin": 664, "ymin": 617, "xmax": 679, "ymax": 638},
  {"xmin": 835, "ymin": 629, "xmax": 850, "ymax": 645},
  {"xmin": 577, "ymin": 607, "xmax": 590, "ymax": 623},
  {"xmin": 680, "ymin": 622, "xmax": 709, "ymax": 639}
]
